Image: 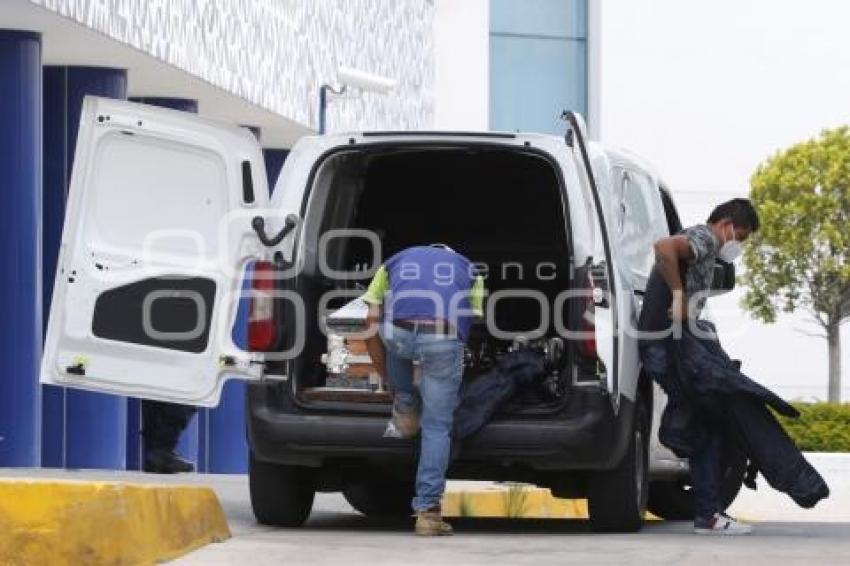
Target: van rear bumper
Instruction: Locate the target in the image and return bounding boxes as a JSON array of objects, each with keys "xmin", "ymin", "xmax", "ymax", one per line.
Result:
[{"xmin": 247, "ymin": 385, "xmax": 636, "ymax": 472}]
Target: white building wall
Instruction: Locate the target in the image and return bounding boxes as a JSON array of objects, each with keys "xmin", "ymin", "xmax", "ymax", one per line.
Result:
[
  {"xmin": 433, "ymin": 0, "xmax": 489, "ymax": 130},
  {"xmin": 30, "ymin": 0, "xmax": 436, "ymax": 133},
  {"xmin": 596, "ymin": 0, "xmax": 850, "ymax": 400}
]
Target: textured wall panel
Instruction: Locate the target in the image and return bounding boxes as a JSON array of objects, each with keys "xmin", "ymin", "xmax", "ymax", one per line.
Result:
[{"xmin": 31, "ymin": 0, "xmax": 435, "ymax": 132}]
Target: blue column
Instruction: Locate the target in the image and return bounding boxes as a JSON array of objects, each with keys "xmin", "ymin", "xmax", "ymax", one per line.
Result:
[
  {"xmin": 263, "ymin": 149, "xmax": 290, "ymax": 196},
  {"xmin": 207, "ymin": 382, "xmax": 248, "ymax": 473},
  {"xmin": 127, "ymin": 96, "xmax": 202, "ymax": 470},
  {"xmin": 0, "ymin": 30, "xmax": 42, "ymax": 467},
  {"xmin": 43, "ymin": 67, "xmax": 130, "ymax": 470},
  {"xmin": 207, "ymin": 269, "xmax": 252, "ymax": 473},
  {"xmin": 203, "ymin": 125, "xmax": 260, "ymax": 474},
  {"xmin": 40, "ymin": 66, "xmax": 66, "ymax": 468},
  {"xmin": 196, "ymin": 406, "xmax": 209, "ymax": 472},
  {"xmin": 208, "ymin": 139, "xmax": 286, "ymax": 472},
  {"xmin": 125, "ymin": 397, "xmax": 143, "ymax": 470}
]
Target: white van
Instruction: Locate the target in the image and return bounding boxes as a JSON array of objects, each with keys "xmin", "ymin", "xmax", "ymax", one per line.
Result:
[{"xmin": 41, "ymin": 96, "xmax": 743, "ymax": 532}]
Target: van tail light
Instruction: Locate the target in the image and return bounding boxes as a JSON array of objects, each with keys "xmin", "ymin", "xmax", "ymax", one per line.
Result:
[
  {"xmin": 577, "ymin": 274, "xmax": 598, "ymax": 359},
  {"xmin": 248, "ymin": 261, "xmax": 277, "ymax": 351}
]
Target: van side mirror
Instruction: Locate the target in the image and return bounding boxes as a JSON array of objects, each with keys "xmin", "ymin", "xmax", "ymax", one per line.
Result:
[{"xmin": 710, "ymin": 259, "xmax": 735, "ymax": 295}]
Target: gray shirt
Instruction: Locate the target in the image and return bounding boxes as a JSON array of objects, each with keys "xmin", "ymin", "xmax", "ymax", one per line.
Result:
[
  {"xmin": 637, "ymin": 224, "xmax": 720, "ymax": 343},
  {"xmin": 682, "ymin": 224, "xmax": 719, "ymax": 315}
]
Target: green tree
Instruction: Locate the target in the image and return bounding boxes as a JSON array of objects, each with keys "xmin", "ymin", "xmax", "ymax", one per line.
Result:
[{"xmin": 743, "ymin": 127, "xmax": 850, "ymax": 403}]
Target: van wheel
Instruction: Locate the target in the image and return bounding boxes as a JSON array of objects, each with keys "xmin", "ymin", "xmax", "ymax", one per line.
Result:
[
  {"xmin": 647, "ymin": 446, "xmax": 747, "ymax": 521},
  {"xmin": 587, "ymin": 397, "xmax": 650, "ymax": 533},
  {"xmin": 343, "ymin": 480, "xmax": 415, "ymax": 518},
  {"xmin": 249, "ymin": 452, "xmax": 316, "ymax": 527}
]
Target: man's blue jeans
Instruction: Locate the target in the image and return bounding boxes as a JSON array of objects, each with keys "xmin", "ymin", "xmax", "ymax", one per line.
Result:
[
  {"xmin": 640, "ymin": 344, "xmax": 722, "ymax": 521},
  {"xmin": 380, "ymin": 322, "xmax": 464, "ymax": 512}
]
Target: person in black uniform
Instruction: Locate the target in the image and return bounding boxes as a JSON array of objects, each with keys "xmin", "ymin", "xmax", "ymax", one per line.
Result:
[{"xmin": 142, "ymin": 401, "xmax": 196, "ymax": 473}]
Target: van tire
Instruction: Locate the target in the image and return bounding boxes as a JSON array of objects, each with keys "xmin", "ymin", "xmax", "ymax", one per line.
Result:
[
  {"xmin": 587, "ymin": 397, "xmax": 650, "ymax": 533},
  {"xmin": 647, "ymin": 445, "xmax": 747, "ymax": 521},
  {"xmin": 249, "ymin": 452, "xmax": 316, "ymax": 527},
  {"xmin": 343, "ymin": 480, "xmax": 415, "ymax": 518}
]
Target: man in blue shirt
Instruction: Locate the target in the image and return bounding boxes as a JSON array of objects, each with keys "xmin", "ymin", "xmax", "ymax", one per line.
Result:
[{"xmin": 363, "ymin": 244, "xmax": 484, "ymax": 536}]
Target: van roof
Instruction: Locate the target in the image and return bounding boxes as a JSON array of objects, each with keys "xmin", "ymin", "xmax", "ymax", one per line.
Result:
[
  {"xmin": 328, "ymin": 130, "xmax": 567, "ymax": 146},
  {"xmin": 361, "ymin": 130, "xmax": 519, "ymax": 139}
]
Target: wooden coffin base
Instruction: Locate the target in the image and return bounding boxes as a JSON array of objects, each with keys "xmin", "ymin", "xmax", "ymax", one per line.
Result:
[{"xmin": 301, "ymin": 387, "xmax": 393, "ymax": 404}]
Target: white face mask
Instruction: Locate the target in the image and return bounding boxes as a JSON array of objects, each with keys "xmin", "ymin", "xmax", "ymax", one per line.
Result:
[{"xmin": 718, "ymin": 225, "xmax": 742, "ymax": 262}]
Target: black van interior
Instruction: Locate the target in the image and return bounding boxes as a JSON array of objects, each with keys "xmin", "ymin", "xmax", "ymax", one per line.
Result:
[{"xmin": 289, "ymin": 145, "xmax": 584, "ymax": 413}]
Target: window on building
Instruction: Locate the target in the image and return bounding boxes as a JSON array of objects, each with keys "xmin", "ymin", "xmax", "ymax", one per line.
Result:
[{"xmin": 489, "ymin": 0, "xmax": 588, "ymax": 135}]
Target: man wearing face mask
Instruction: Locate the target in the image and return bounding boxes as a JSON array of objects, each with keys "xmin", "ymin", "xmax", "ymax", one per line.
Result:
[
  {"xmin": 654, "ymin": 199, "xmax": 752, "ymax": 325},
  {"xmin": 639, "ymin": 198, "xmax": 759, "ymax": 534}
]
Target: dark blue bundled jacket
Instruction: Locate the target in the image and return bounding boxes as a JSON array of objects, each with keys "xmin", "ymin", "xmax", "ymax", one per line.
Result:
[
  {"xmin": 453, "ymin": 349, "xmax": 544, "ymax": 440},
  {"xmin": 660, "ymin": 319, "xmax": 798, "ymax": 454},
  {"xmin": 660, "ymin": 319, "xmax": 829, "ymax": 509},
  {"xmin": 638, "ymin": 261, "xmax": 828, "ymax": 509}
]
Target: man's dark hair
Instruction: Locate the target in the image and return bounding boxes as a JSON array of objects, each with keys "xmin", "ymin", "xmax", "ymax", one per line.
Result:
[{"xmin": 707, "ymin": 198, "xmax": 760, "ymax": 232}]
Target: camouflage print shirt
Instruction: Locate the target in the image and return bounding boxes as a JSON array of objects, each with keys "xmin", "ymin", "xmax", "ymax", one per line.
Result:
[{"xmin": 681, "ymin": 224, "xmax": 719, "ymax": 315}]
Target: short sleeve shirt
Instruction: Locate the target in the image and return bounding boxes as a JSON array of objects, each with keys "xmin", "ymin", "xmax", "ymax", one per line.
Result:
[
  {"xmin": 363, "ymin": 265, "xmax": 485, "ymax": 317},
  {"xmin": 682, "ymin": 224, "xmax": 719, "ymax": 314},
  {"xmin": 637, "ymin": 224, "xmax": 719, "ymax": 344}
]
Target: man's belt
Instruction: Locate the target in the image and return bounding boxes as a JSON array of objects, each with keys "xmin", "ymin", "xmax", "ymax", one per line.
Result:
[{"xmin": 393, "ymin": 319, "xmax": 455, "ymax": 335}]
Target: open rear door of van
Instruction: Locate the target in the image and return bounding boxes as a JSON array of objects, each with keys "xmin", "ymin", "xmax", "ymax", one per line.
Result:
[
  {"xmin": 561, "ymin": 112, "xmax": 624, "ymax": 412},
  {"xmin": 40, "ymin": 96, "xmax": 270, "ymax": 407}
]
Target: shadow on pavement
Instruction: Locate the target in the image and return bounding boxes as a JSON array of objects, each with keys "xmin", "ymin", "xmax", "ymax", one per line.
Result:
[
  {"xmin": 304, "ymin": 512, "xmax": 635, "ymax": 534},
  {"xmin": 293, "ymin": 514, "xmax": 850, "ymax": 539}
]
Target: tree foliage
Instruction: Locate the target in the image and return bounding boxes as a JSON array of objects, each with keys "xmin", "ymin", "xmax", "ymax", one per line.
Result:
[{"xmin": 743, "ymin": 127, "xmax": 850, "ymax": 330}]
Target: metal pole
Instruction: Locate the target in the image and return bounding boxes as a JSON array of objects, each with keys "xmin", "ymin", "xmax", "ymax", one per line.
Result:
[
  {"xmin": 318, "ymin": 84, "xmax": 346, "ymax": 135},
  {"xmin": 319, "ymin": 84, "xmax": 329, "ymax": 135}
]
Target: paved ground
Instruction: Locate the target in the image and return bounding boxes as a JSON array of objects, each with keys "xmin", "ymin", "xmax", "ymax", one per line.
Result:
[
  {"xmin": 3, "ymin": 454, "xmax": 848, "ymax": 565},
  {"xmin": 174, "ymin": 467, "xmax": 850, "ymax": 566},
  {"xmin": 726, "ymin": 453, "xmax": 850, "ymax": 522}
]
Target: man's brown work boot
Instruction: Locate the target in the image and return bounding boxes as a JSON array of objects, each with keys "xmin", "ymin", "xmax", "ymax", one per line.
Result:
[
  {"xmin": 415, "ymin": 507, "xmax": 453, "ymax": 536},
  {"xmin": 390, "ymin": 400, "xmax": 421, "ymax": 438}
]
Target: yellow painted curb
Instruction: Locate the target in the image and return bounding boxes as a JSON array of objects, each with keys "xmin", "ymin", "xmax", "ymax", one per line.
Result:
[
  {"xmin": 0, "ymin": 479, "xmax": 230, "ymax": 565},
  {"xmin": 443, "ymin": 486, "xmax": 660, "ymax": 520},
  {"xmin": 443, "ymin": 486, "xmax": 588, "ymax": 519}
]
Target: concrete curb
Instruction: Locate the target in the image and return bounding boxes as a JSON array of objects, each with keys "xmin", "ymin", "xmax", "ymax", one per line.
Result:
[{"xmin": 0, "ymin": 478, "xmax": 230, "ymax": 565}]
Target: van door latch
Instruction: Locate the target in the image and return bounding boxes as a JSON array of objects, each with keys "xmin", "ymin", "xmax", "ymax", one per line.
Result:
[
  {"xmin": 65, "ymin": 356, "xmax": 89, "ymax": 376},
  {"xmin": 588, "ymin": 261, "xmax": 611, "ymax": 308},
  {"xmin": 65, "ymin": 363, "xmax": 86, "ymax": 376},
  {"xmin": 261, "ymin": 373, "xmax": 289, "ymax": 382},
  {"xmin": 252, "ymin": 214, "xmax": 299, "ymax": 247}
]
